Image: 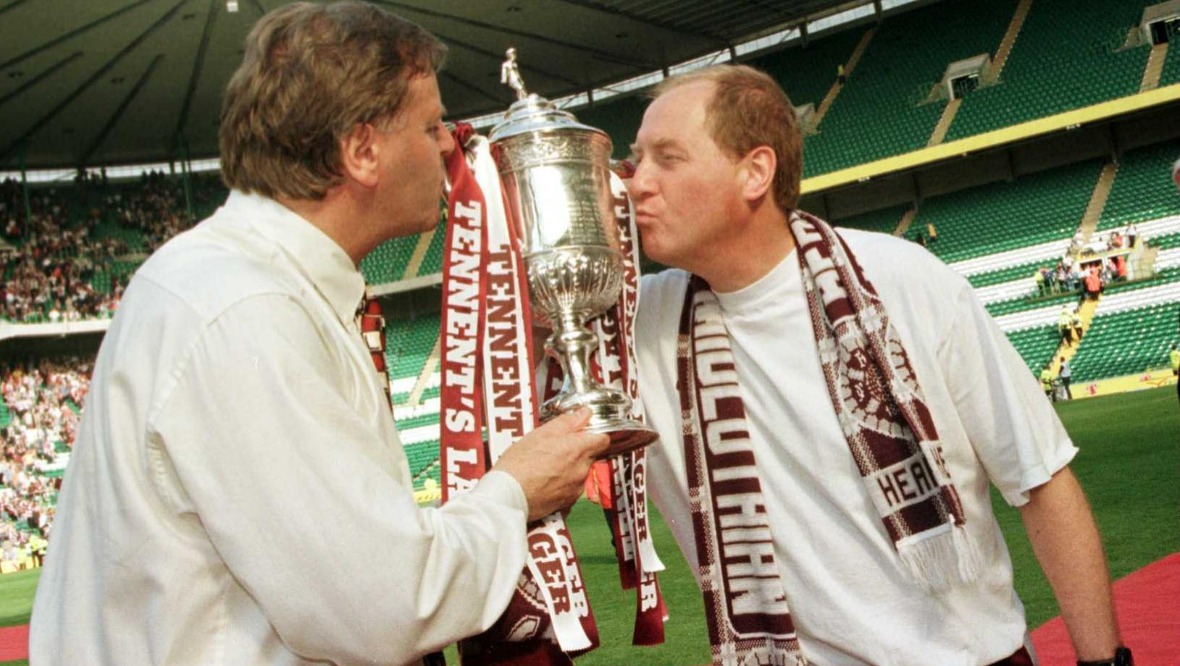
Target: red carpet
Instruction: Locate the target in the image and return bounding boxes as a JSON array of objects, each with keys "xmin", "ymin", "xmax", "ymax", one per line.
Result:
[
  {"xmin": 0, "ymin": 623, "xmax": 28, "ymax": 662},
  {"xmin": 1032, "ymin": 553, "xmax": 1180, "ymax": 665},
  {"xmin": 0, "ymin": 555, "xmax": 1174, "ymax": 663}
]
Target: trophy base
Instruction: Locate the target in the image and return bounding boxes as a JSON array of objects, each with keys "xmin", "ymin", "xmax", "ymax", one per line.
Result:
[
  {"xmin": 542, "ymin": 392, "xmax": 658, "ymax": 459},
  {"xmin": 585, "ymin": 418, "xmax": 659, "ymax": 459}
]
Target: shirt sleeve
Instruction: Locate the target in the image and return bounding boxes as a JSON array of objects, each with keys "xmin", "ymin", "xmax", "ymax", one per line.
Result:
[
  {"xmin": 936, "ymin": 281, "xmax": 1078, "ymax": 507},
  {"xmin": 149, "ymin": 293, "xmax": 528, "ymax": 664}
]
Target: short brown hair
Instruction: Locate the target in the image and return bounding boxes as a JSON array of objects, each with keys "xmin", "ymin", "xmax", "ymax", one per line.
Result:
[
  {"xmin": 219, "ymin": 1, "xmax": 447, "ymax": 200},
  {"xmin": 652, "ymin": 65, "xmax": 803, "ymax": 211}
]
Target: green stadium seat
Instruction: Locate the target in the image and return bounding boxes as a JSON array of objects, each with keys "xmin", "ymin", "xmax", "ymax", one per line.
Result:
[
  {"xmin": 914, "ymin": 160, "xmax": 1101, "ymax": 264},
  {"xmin": 804, "ymin": 0, "xmax": 1017, "ymax": 176},
  {"xmin": 1098, "ymin": 138, "xmax": 1180, "ymax": 232},
  {"xmin": 947, "ymin": 0, "xmax": 1155, "ymax": 142}
]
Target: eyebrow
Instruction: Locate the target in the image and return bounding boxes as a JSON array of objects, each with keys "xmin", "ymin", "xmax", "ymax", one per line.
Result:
[{"xmin": 630, "ymin": 138, "xmax": 684, "ymax": 155}]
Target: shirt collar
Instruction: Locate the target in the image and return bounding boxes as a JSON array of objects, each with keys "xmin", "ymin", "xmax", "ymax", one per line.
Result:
[{"xmin": 224, "ymin": 190, "xmax": 366, "ymax": 326}]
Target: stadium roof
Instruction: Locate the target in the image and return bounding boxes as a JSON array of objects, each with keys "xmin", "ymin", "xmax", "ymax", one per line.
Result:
[{"xmin": 0, "ymin": 0, "xmax": 873, "ymax": 171}]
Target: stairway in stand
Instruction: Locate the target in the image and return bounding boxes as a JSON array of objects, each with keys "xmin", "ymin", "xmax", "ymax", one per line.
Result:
[
  {"xmin": 983, "ymin": 0, "xmax": 1033, "ymax": 85},
  {"xmin": 1140, "ymin": 42, "xmax": 1169, "ymax": 92},
  {"xmin": 892, "ymin": 208, "xmax": 917, "ymax": 237},
  {"xmin": 809, "ymin": 27, "xmax": 876, "ymax": 132},
  {"xmin": 1048, "ymin": 295, "xmax": 1100, "ymax": 375}
]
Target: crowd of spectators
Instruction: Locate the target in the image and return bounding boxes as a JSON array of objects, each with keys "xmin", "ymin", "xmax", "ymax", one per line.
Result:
[
  {"xmin": 0, "ymin": 170, "xmax": 222, "ymax": 569},
  {"xmin": 101, "ymin": 170, "xmax": 203, "ymax": 254},
  {"xmin": 1, "ymin": 357, "xmax": 90, "ymax": 570},
  {"xmin": 0, "ymin": 171, "xmax": 224, "ymax": 324},
  {"xmin": 1033, "ymin": 225, "xmax": 1143, "ymax": 299}
]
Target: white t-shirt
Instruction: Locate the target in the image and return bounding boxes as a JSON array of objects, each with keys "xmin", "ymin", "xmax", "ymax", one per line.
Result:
[
  {"xmin": 31, "ymin": 192, "xmax": 529, "ymax": 666},
  {"xmin": 635, "ymin": 228, "xmax": 1076, "ymax": 666}
]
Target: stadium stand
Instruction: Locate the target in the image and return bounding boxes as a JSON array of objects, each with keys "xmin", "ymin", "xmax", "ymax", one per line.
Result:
[
  {"xmin": 1070, "ymin": 282, "xmax": 1180, "ymax": 381},
  {"xmin": 913, "ymin": 159, "xmax": 1103, "ymax": 264},
  {"xmin": 360, "ymin": 235, "xmax": 419, "ymax": 284},
  {"xmin": 1097, "ymin": 138, "xmax": 1180, "ymax": 232},
  {"xmin": 804, "ymin": 0, "xmax": 1017, "ymax": 175},
  {"xmin": 967, "ymin": 260, "xmax": 1044, "ymax": 289},
  {"xmin": 0, "ymin": 358, "xmax": 88, "ymax": 570},
  {"xmin": 1163, "ymin": 40, "xmax": 1180, "ymax": 86},
  {"xmin": 1005, "ymin": 325, "xmax": 1064, "ymax": 378},
  {"xmin": 946, "ymin": 0, "xmax": 1155, "ymax": 142},
  {"xmin": 0, "ymin": 172, "xmax": 225, "ymax": 323},
  {"xmin": 831, "ymin": 204, "xmax": 910, "ymax": 235},
  {"xmin": 416, "ymin": 225, "xmax": 447, "ymax": 276},
  {"xmin": 386, "ymin": 314, "xmax": 440, "ymax": 403},
  {"xmin": 747, "ymin": 27, "xmax": 866, "ymax": 132}
]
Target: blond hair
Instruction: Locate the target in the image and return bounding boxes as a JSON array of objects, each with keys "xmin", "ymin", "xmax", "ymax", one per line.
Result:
[
  {"xmin": 652, "ymin": 65, "xmax": 803, "ymax": 211},
  {"xmin": 219, "ymin": 1, "xmax": 446, "ymax": 200}
]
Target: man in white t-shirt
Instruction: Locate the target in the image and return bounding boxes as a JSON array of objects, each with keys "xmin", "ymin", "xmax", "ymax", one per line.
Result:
[{"xmin": 627, "ymin": 64, "xmax": 1129, "ymax": 666}]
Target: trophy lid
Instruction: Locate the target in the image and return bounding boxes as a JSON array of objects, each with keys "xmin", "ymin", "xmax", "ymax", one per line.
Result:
[
  {"xmin": 488, "ymin": 48, "xmax": 607, "ymax": 143},
  {"xmin": 489, "ymin": 95, "xmax": 607, "ymax": 143}
]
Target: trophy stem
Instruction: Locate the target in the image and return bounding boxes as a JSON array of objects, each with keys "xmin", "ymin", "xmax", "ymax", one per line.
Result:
[
  {"xmin": 543, "ymin": 311, "xmax": 658, "ymax": 459},
  {"xmin": 549, "ymin": 311, "xmax": 596, "ymax": 400}
]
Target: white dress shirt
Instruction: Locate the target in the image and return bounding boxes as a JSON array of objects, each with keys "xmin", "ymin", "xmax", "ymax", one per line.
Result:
[{"xmin": 31, "ymin": 191, "xmax": 528, "ymax": 665}]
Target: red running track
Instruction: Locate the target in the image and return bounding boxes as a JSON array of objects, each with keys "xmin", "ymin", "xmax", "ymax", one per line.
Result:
[
  {"xmin": 1032, "ymin": 552, "xmax": 1180, "ymax": 665},
  {"xmin": 0, "ymin": 623, "xmax": 27, "ymax": 662}
]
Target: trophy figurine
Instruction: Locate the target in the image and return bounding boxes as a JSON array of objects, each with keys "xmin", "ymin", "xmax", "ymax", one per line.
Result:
[{"xmin": 489, "ymin": 49, "xmax": 657, "ymax": 458}]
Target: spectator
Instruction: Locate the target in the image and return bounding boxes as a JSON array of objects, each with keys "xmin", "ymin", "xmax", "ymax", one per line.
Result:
[
  {"xmin": 1059, "ymin": 304, "xmax": 1075, "ymax": 343},
  {"xmin": 0, "ymin": 357, "xmax": 88, "ymax": 554},
  {"xmin": 1084, "ymin": 266, "xmax": 1102, "ymax": 300},
  {"xmin": 1059, "ymin": 358, "xmax": 1073, "ymax": 400},
  {"xmin": 1170, "ymin": 343, "xmax": 1179, "ymax": 406},
  {"xmin": 1040, "ymin": 363, "xmax": 1056, "ymax": 400}
]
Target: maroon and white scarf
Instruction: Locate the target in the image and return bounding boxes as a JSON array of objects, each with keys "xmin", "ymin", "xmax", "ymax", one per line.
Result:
[
  {"xmin": 678, "ymin": 210, "xmax": 981, "ymax": 666},
  {"xmin": 440, "ymin": 125, "xmax": 664, "ymax": 664}
]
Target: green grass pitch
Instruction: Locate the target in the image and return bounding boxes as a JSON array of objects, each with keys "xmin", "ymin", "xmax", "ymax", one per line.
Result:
[{"xmin": 2, "ymin": 385, "xmax": 1176, "ymax": 666}]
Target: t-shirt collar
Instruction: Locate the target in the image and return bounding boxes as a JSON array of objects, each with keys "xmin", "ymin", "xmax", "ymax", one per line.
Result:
[{"xmin": 713, "ymin": 249, "xmax": 799, "ymax": 313}]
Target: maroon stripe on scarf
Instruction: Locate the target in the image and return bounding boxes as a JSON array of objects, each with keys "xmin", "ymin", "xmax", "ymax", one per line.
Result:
[{"xmin": 679, "ymin": 278, "xmax": 801, "ymax": 665}]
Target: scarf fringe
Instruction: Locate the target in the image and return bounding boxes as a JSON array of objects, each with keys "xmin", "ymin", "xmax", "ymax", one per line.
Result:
[{"xmin": 898, "ymin": 524, "xmax": 983, "ymax": 591}]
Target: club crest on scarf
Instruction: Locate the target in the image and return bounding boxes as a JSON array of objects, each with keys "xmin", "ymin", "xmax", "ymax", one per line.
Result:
[{"xmin": 788, "ymin": 210, "xmax": 979, "ymax": 588}]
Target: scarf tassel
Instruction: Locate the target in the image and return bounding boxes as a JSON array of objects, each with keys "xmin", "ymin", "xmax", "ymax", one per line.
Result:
[{"xmin": 897, "ymin": 524, "xmax": 983, "ymax": 591}]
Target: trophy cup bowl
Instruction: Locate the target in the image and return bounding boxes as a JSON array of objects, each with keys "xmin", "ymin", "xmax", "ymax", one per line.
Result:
[{"xmin": 490, "ymin": 93, "xmax": 657, "ymax": 459}]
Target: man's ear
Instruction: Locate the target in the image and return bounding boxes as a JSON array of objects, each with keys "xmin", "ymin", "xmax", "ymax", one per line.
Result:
[
  {"xmin": 340, "ymin": 123, "xmax": 380, "ymax": 189},
  {"xmin": 740, "ymin": 146, "xmax": 776, "ymax": 203}
]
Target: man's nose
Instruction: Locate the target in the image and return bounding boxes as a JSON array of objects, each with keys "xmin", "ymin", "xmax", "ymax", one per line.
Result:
[
  {"xmin": 438, "ymin": 123, "xmax": 456, "ymax": 157},
  {"xmin": 627, "ymin": 162, "xmax": 653, "ymax": 199}
]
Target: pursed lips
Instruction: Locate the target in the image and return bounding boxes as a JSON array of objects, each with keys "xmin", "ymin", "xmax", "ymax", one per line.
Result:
[{"xmin": 633, "ymin": 209, "xmax": 658, "ymax": 226}]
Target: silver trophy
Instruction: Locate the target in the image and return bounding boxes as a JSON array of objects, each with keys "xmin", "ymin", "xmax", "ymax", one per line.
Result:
[{"xmin": 489, "ymin": 50, "xmax": 656, "ymax": 458}]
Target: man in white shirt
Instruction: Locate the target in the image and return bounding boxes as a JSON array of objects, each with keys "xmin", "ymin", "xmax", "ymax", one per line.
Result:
[
  {"xmin": 627, "ymin": 65, "xmax": 1129, "ymax": 666},
  {"xmin": 30, "ymin": 3, "xmax": 607, "ymax": 664}
]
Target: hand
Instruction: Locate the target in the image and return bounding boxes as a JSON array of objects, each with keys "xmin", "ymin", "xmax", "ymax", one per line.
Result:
[{"xmin": 492, "ymin": 408, "xmax": 610, "ymax": 522}]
